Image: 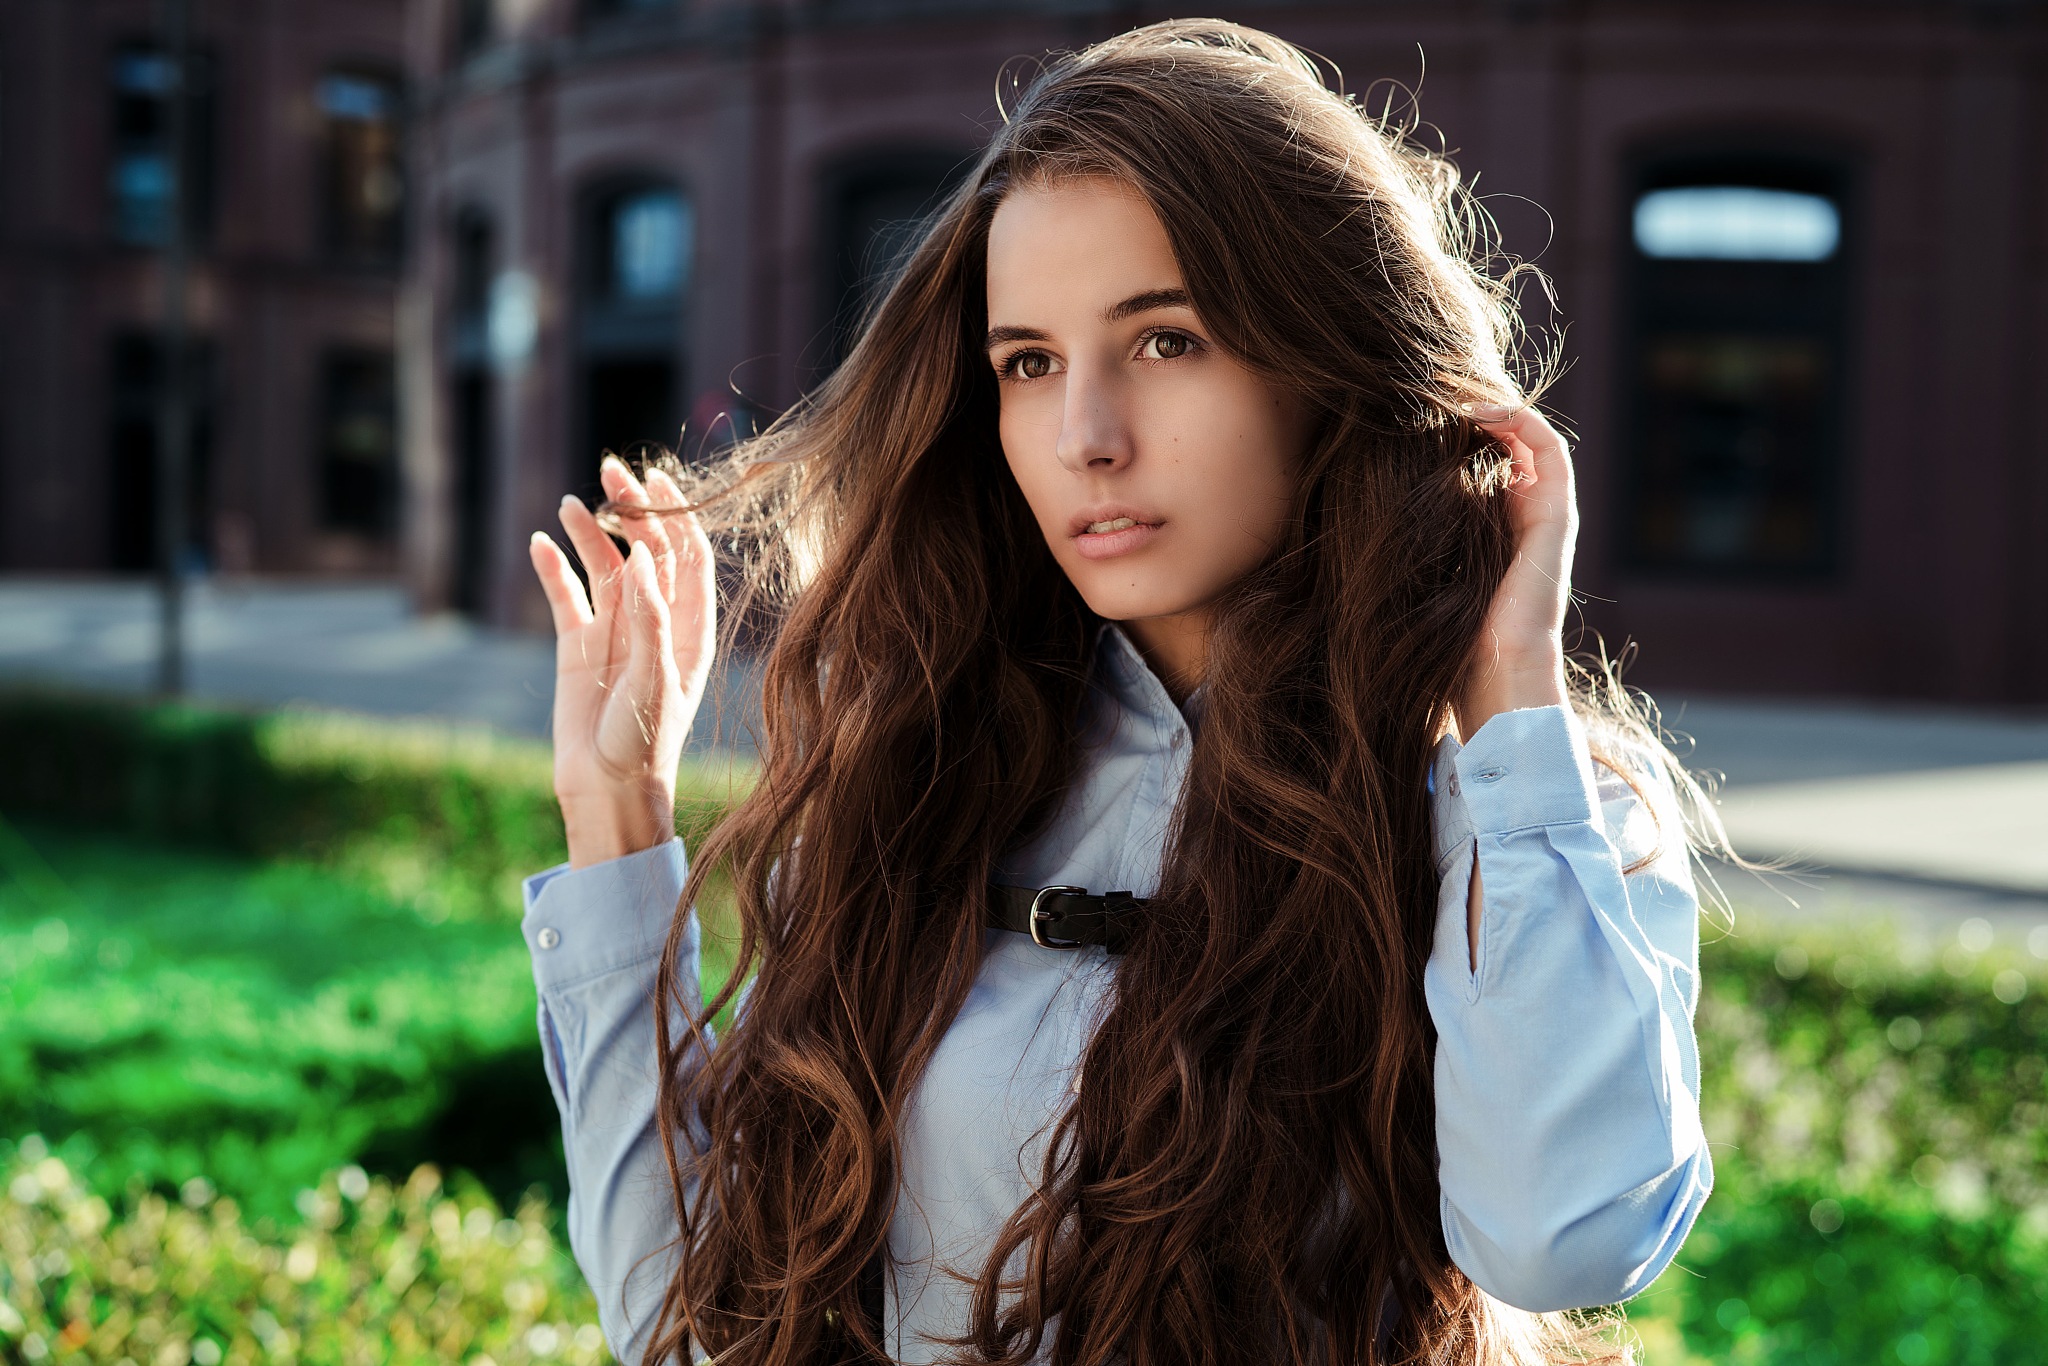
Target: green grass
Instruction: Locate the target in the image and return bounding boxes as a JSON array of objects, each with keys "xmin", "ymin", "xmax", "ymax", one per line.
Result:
[
  {"xmin": 0, "ymin": 687, "xmax": 750, "ymax": 927},
  {"xmin": 0, "ymin": 820, "xmax": 563, "ymax": 1225},
  {"xmin": 4, "ymin": 800, "xmax": 2045, "ymax": 1363}
]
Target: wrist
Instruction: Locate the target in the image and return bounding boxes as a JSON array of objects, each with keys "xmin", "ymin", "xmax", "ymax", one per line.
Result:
[
  {"xmin": 1458, "ymin": 648, "xmax": 1567, "ymax": 741},
  {"xmin": 558, "ymin": 787, "xmax": 676, "ymax": 868}
]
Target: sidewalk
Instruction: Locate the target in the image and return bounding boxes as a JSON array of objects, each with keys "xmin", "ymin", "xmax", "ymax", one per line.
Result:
[
  {"xmin": 5, "ymin": 578, "xmax": 2045, "ymax": 934},
  {"xmin": 0, "ymin": 577, "xmax": 759, "ymax": 756},
  {"xmin": 1667, "ymin": 697, "xmax": 2048, "ymax": 895}
]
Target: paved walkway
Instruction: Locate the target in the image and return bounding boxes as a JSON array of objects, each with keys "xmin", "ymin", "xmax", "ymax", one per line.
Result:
[
  {"xmin": 0, "ymin": 577, "xmax": 759, "ymax": 756},
  {"xmin": 5, "ymin": 578, "xmax": 2046, "ymax": 945},
  {"xmin": 1664, "ymin": 696, "xmax": 2048, "ymax": 891}
]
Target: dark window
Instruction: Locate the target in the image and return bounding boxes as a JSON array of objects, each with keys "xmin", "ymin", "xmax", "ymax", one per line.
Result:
[
  {"xmin": 319, "ymin": 71, "xmax": 405, "ymax": 268},
  {"xmin": 820, "ymin": 152, "xmax": 970, "ymax": 369},
  {"xmin": 1618, "ymin": 153, "xmax": 1852, "ymax": 577},
  {"xmin": 593, "ymin": 184, "xmax": 689, "ymax": 305},
  {"xmin": 576, "ymin": 179, "xmax": 690, "ymax": 494},
  {"xmin": 108, "ymin": 333, "xmax": 215, "ymax": 572},
  {"xmin": 318, "ymin": 350, "xmax": 399, "ymax": 537},
  {"xmin": 586, "ymin": 0, "xmax": 680, "ymax": 20},
  {"xmin": 455, "ymin": 0, "xmax": 495, "ymax": 61},
  {"xmin": 451, "ymin": 371, "xmax": 495, "ymax": 615},
  {"xmin": 109, "ymin": 43, "xmax": 215, "ymax": 246},
  {"xmin": 449, "ymin": 208, "xmax": 497, "ymax": 615}
]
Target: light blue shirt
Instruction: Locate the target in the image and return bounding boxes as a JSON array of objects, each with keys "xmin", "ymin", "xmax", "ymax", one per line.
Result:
[{"xmin": 521, "ymin": 628, "xmax": 1711, "ymax": 1363}]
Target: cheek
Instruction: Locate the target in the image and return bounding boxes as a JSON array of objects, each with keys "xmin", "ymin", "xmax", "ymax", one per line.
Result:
[
  {"xmin": 1160, "ymin": 382, "xmax": 1300, "ymax": 526},
  {"xmin": 998, "ymin": 406, "xmax": 1061, "ymax": 534}
]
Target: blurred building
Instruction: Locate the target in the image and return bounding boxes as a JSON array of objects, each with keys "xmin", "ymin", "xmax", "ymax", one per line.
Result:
[
  {"xmin": 10, "ymin": 1, "xmax": 2044, "ymax": 706},
  {"xmin": 0, "ymin": 0, "xmax": 410, "ymax": 578},
  {"xmin": 404, "ymin": 0, "xmax": 2048, "ymax": 703}
]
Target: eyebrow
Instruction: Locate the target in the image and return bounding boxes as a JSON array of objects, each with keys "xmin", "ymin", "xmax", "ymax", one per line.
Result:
[
  {"xmin": 983, "ymin": 286, "xmax": 1195, "ymax": 351},
  {"xmin": 1103, "ymin": 287, "xmax": 1192, "ymax": 323}
]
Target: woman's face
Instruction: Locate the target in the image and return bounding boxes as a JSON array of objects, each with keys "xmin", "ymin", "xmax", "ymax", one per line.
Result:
[{"xmin": 984, "ymin": 177, "xmax": 1313, "ymax": 684}]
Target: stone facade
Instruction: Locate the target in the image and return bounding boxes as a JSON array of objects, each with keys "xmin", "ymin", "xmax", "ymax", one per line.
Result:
[
  {"xmin": 14, "ymin": 0, "xmax": 2046, "ymax": 704},
  {"xmin": 0, "ymin": 0, "xmax": 411, "ymax": 579}
]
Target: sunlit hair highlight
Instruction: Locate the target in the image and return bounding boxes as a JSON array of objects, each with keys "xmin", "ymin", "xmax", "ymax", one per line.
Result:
[{"xmin": 616, "ymin": 19, "xmax": 1719, "ymax": 1366}]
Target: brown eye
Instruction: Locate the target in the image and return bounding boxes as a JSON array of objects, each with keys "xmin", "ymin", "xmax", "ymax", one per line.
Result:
[
  {"xmin": 1146, "ymin": 331, "xmax": 1190, "ymax": 360},
  {"xmin": 1017, "ymin": 352, "xmax": 1051, "ymax": 380}
]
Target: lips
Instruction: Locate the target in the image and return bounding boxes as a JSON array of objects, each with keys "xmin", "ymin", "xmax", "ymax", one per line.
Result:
[
  {"xmin": 1067, "ymin": 505, "xmax": 1162, "ymax": 539},
  {"xmin": 1068, "ymin": 505, "xmax": 1163, "ymax": 561}
]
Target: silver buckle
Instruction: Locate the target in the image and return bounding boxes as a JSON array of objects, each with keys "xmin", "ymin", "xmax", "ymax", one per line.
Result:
[{"xmin": 1029, "ymin": 885, "xmax": 1088, "ymax": 950}]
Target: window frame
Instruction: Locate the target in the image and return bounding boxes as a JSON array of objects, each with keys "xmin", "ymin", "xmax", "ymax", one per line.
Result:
[
  {"xmin": 571, "ymin": 173, "xmax": 692, "ymax": 493},
  {"xmin": 107, "ymin": 39, "xmax": 218, "ymax": 249},
  {"xmin": 316, "ymin": 65, "xmax": 407, "ymax": 270},
  {"xmin": 1613, "ymin": 137, "xmax": 1861, "ymax": 583},
  {"xmin": 314, "ymin": 346, "xmax": 401, "ymax": 540},
  {"xmin": 813, "ymin": 147, "xmax": 975, "ymax": 374}
]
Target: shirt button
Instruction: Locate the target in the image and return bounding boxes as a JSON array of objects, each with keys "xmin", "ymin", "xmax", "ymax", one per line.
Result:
[
  {"xmin": 536, "ymin": 927, "xmax": 561, "ymax": 950},
  {"xmin": 1447, "ymin": 774, "xmax": 1461, "ymax": 797}
]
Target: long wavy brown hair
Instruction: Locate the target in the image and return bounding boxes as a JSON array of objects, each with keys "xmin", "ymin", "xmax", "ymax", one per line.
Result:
[{"xmin": 635, "ymin": 20, "xmax": 1698, "ymax": 1366}]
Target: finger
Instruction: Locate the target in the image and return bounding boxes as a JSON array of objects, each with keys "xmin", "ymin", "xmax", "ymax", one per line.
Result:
[
  {"xmin": 642, "ymin": 467, "xmax": 704, "ymax": 606},
  {"xmin": 659, "ymin": 498, "xmax": 718, "ymax": 687},
  {"xmin": 528, "ymin": 531, "xmax": 594, "ymax": 636},
  {"xmin": 601, "ymin": 457, "xmax": 679, "ymax": 602},
  {"xmin": 622, "ymin": 540, "xmax": 676, "ymax": 705},
  {"xmin": 557, "ymin": 494, "xmax": 628, "ymax": 639},
  {"xmin": 1472, "ymin": 403, "xmax": 1569, "ymax": 486},
  {"xmin": 558, "ymin": 492, "xmax": 626, "ymax": 581}
]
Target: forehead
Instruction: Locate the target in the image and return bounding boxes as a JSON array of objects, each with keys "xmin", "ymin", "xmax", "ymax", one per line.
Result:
[{"xmin": 985, "ymin": 177, "xmax": 1182, "ymax": 318}]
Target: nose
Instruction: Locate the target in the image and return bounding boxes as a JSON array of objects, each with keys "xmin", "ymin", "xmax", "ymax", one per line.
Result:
[{"xmin": 1054, "ymin": 365, "xmax": 1135, "ymax": 475}]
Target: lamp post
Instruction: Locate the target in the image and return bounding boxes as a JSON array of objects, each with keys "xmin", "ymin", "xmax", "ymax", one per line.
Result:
[{"xmin": 155, "ymin": 0, "xmax": 192, "ymax": 697}]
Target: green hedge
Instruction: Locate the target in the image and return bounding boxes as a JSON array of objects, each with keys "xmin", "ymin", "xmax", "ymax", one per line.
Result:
[
  {"xmin": 0, "ymin": 1139, "xmax": 611, "ymax": 1365},
  {"xmin": 1621, "ymin": 919, "xmax": 2048, "ymax": 1364},
  {"xmin": 0, "ymin": 824, "xmax": 566, "ymax": 1224},
  {"xmin": 5, "ymin": 688, "xmax": 2045, "ymax": 1364},
  {"xmin": 1645, "ymin": 1175, "xmax": 2048, "ymax": 1365},
  {"xmin": 0, "ymin": 689, "xmax": 746, "ymax": 923}
]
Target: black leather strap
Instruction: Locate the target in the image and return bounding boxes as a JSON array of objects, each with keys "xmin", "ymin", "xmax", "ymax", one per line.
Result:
[{"xmin": 987, "ymin": 884, "xmax": 1146, "ymax": 953}]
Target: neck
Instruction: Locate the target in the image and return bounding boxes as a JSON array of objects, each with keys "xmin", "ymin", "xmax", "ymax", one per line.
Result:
[{"xmin": 1119, "ymin": 610, "xmax": 1209, "ymax": 705}]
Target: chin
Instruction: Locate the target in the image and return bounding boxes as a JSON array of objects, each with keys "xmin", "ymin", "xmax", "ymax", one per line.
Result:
[{"xmin": 1070, "ymin": 576, "xmax": 1202, "ymax": 626}]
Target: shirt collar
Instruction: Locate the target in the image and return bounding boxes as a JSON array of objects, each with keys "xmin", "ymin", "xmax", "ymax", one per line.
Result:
[{"xmin": 1094, "ymin": 622, "xmax": 1204, "ymax": 737}]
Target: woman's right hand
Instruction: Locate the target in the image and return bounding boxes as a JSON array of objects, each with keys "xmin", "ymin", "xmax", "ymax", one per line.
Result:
[{"xmin": 529, "ymin": 457, "xmax": 717, "ymax": 868}]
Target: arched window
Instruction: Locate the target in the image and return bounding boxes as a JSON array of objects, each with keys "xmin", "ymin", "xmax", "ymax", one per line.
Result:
[
  {"xmin": 449, "ymin": 206, "xmax": 497, "ymax": 615},
  {"xmin": 1618, "ymin": 148, "xmax": 1853, "ymax": 577},
  {"xmin": 108, "ymin": 41, "xmax": 215, "ymax": 246},
  {"xmin": 817, "ymin": 150, "xmax": 972, "ymax": 369},
  {"xmin": 576, "ymin": 178, "xmax": 692, "ymax": 494},
  {"xmin": 318, "ymin": 70, "xmax": 404, "ymax": 268}
]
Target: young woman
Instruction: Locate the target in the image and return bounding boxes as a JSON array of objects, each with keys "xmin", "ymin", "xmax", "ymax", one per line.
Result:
[{"xmin": 520, "ymin": 21, "xmax": 1713, "ymax": 1366}]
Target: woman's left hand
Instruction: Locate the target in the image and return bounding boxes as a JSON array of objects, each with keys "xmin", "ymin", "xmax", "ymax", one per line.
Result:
[{"xmin": 1458, "ymin": 402, "xmax": 1577, "ymax": 738}]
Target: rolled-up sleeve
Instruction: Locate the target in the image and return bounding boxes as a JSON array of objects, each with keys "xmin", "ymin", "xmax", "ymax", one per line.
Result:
[
  {"xmin": 1424, "ymin": 705, "xmax": 1711, "ymax": 1312},
  {"xmin": 523, "ymin": 839, "xmax": 699, "ymax": 1363}
]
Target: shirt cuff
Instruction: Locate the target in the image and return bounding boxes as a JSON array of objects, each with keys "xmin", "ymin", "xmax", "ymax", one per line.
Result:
[
  {"xmin": 1451, "ymin": 705, "xmax": 1601, "ymax": 837},
  {"xmin": 521, "ymin": 839, "xmax": 689, "ymax": 989}
]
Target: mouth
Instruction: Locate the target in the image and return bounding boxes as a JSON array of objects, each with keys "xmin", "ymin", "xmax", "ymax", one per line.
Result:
[{"xmin": 1069, "ymin": 509, "xmax": 1163, "ymax": 561}]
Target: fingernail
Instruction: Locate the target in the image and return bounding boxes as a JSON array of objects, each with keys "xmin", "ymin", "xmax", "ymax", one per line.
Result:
[
  {"xmin": 1471, "ymin": 402, "xmax": 1514, "ymax": 419},
  {"xmin": 530, "ymin": 530, "xmax": 547, "ymax": 545},
  {"xmin": 559, "ymin": 494, "xmax": 578, "ymax": 508}
]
